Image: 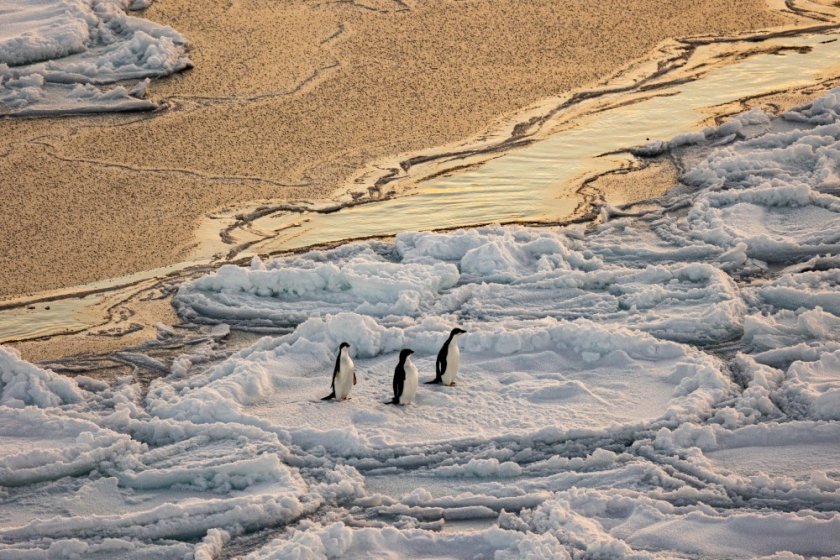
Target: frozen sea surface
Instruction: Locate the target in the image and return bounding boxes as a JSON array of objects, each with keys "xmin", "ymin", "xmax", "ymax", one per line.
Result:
[
  {"xmin": 3, "ymin": 91, "xmax": 840, "ymax": 558},
  {"xmin": 0, "ymin": 0, "xmax": 190, "ymax": 115}
]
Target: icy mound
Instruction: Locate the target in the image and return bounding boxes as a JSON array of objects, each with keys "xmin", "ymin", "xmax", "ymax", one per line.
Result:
[
  {"xmin": 176, "ymin": 248, "xmax": 459, "ymax": 330},
  {"xmin": 0, "ymin": 0, "xmax": 189, "ymax": 116},
  {"xmin": 0, "ymin": 0, "xmax": 95, "ymax": 66},
  {"xmin": 757, "ymin": 268, "xmax": 840, "ymax": 316},
  {"xmin": 248, "ymin": 523, "xmax": 567, "ymax": 560},
  {"xmin": 0, "ymin": 379, "xmax": 362, "ymax": 559},
  {"xmin": 780, "ymin": 350, "xmax": 840, "ymax": 420},
  {"xmin": 683, "ymin": 185, "xmax": 840, "ymax": 262},
  {"xmin": 674, "ymin": 99, "xmax": 840, "ymax": 262},
  {"xmin": 0, "ymin": 345, "xmax": 84, "ymax": 407},
  {"xmin": 176, "ymin": 228, "xmax": 746, "ymax": 345},
  {"xmin": 0, "ymin": 407, "xmax": 136, "ymax": 487}
]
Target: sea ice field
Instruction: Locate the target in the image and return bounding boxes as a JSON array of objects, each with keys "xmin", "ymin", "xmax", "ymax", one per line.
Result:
[
  {"xmin": 0, "ymin": 0, "xmax": 190, "ymax": 116},
  {"xmin": 3, "ymin": 74, "xmax": 840, "ymax": 560}
]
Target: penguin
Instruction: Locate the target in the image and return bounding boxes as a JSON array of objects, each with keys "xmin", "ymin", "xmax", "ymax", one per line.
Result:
[
  {"xmin": 386, "ymin": 349, "xmax": 418, "ymax": 405},
  {"xmin": 426, "ymin": 327, "xmax": 466, "ymax": 386},
  {"xmin": 322, "ymin": 342, "xmax": 356, "ymax": 401}
]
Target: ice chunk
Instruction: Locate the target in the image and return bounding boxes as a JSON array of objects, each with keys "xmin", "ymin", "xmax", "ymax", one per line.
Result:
[
  {"xmin": 0, "ymin": 345, "xmax": 84, "ymax": 408},
  {"xmin": 0, "ymin": 0, "xmax": 190, "ymax": 116}
]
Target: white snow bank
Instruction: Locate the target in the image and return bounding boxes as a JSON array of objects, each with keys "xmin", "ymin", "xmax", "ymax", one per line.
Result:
[
  {"xmin": 671, "ymin": 109, "xmax": 840, "ymax": 262},
  {"xmin": 0, "ymin": 400, "xmax": 354, "ymax": 559},
  {"xmin": 696, "ymin": 421, "xmax": 840, "ymax": 480},
  {"xmin": 0, "ymin": 345, "xmax": 85, "ymax": 408},
  {"xmin": 522, "ymin": 489, "xmax": 840, "ymax": 558},
  {"xmin": 0, "ymin": 0, "xmax": 95, "ymax": 66},
  {"xmin": 0, "ymin": 406, "xmax": 137, "ymax": 487},
  {"xmin": 176, "ymin": 227, "xmax": 746, "ymax": 345},
  {"xmin": 178, "ymin": 246, "xmax": 459, "ymax": 328},
  {"xmin": 602, "ymin": 91, "xmax": 840, "ymax": 272},
  {"xmin": 0, "ymin": 491, "xmax": 308, "ymax": 542},
  {"xmin": 0, "ymin": 538, "xmax": 191, "ymax": 560},
  {"xmin": 0, "ymin": 0, "xmax": 190, "ymax": 116},
  {"xmin": 783, "ymin": 349, "xmax": 840, "ymax": 420},
  {"xmin": 0, "ymin": 368, "xmax": 341, "ymax": 559},
  {"xmin": 757, "ymin": 268, "xmax": 840, "ymax": 317},
  {"xmin": 743, "ymin": 307, "xmax": 840, "ymax": 358},
  {"xmin": 246, "ymin": 522, "xmax": 568, "ymax": 560}
]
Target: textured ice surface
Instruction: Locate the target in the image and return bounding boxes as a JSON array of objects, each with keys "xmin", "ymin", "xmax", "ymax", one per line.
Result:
[
  {"xmin": 147, "ymin": 315, "xmax": 730, "ymax": 453},
  {"xmin": 4, "ymin": 90, "xmax": 840, "ymax": 558},
  {"xmin": 175, "ymin": 231, "xmax": 747, "ymax": 345},
  {"xmin": 0, "ymin": 0, "xmax": 189, "ymax": 115}
]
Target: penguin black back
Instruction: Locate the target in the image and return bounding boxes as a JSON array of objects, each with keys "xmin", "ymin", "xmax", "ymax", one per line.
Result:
[
  {"xmin": 386, "ymin": 348, "xmax": 414, "ymax": 404},
  {"xmin": 427, "ymin": 328, "xmax": 466, "ymax": 384}
]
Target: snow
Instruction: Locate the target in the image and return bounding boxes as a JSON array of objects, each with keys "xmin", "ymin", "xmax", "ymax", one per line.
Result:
[
  {"xmin": 0, "ymin": 0, "xmax": 189, "ymax": 116},
  {"xmin": 147, "ymin": 314, "xmax": 729, "ymax": 452},
  {"xmin": 0, "ymin": 346, "xmax": 84, "ymax": 408},
  {"xmin": 175, "ymin": 232, "xmax": 746, "ymax": 345},
  {"xmin": 3, "ymin": 88, "xmax": 840, "ymax": 558}
]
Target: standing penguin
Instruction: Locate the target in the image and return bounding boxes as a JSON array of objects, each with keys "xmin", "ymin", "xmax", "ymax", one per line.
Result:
[
  {"xmin": 427, "ymin": 327, "xmax": 466, "ymax": 386},
  {"xmin": 386, "ymin": 349, "xmax": 418, "ymax": 405},
  {"xmin": 322, "ymin": 342, "xmax": 356, "ymax": 401}
]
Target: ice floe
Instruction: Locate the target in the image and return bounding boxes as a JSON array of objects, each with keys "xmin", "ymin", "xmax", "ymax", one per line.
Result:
[
  {"xmin": 4, "ymin": 86, "xmax": 840, "ymax": 558},
  {"xmin": 0, "ymin": 0, "xmax": 190, "ymax": 116}
]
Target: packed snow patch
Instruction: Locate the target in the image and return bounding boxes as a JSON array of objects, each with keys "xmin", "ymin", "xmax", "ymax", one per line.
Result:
[{"xmin": 145, "ymin": 314, "xmax": 731, "ymax": 452}]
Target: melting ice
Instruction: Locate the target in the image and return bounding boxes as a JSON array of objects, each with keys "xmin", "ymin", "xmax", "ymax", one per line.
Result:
[{"xmin": 3, "ymin": 90, "xmax": 840, "ymax": 558}]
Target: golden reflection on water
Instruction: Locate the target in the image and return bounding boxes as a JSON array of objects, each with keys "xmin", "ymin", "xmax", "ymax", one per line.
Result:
[{"xmin": 233, "ymin": 32, "xmax": 840, "ymax": 256}]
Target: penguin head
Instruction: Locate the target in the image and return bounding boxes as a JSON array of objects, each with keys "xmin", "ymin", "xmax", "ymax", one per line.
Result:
[
  {"xmin": 399, "ymin": 348, "xmax": 414, "ymax": 362},
  {"xmin": 339, "ymin": 342, "xmax": 350, "ymax": 352},
  {"xmin": 450, "ymin": 327, "xmax": 466, "ymax": 337}
]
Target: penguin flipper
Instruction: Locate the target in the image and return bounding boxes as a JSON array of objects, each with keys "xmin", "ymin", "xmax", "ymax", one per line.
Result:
[
  {"xmin": 384, "ymin": 398, "xmax": 399, "ymax": 405},
  {"xmin": 353, "ymin": 372, "xmax": 357, "ymax": 385},
  {"xmin": 435, "ymin": 345, "xmax": 447, "ymax": 384},
  {"xmin": 425, "ymin": 377, "xmax": 442, "ymax": 384},
  {"xmin": 393, "ymin": 378, "xmax": 404, "ymax": 404},
  {"xmin": 325, "ymin": 349, "xmax": 341, "ymax": 401}
]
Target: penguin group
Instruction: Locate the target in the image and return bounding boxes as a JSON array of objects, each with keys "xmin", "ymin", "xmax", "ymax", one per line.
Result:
[{"xmin": 322, "ymin": 327, "xmax": 467, "ymax": 405}]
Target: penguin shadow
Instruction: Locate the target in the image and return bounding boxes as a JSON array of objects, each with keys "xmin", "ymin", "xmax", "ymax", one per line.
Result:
[{"xmin": 315, "ymin": 397, "xmax": 352, "ymax": 404}]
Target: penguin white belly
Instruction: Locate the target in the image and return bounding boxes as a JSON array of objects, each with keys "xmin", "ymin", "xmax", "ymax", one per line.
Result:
[
  {"xmin": 335, "ymin": 357, "xmax": 354, "ymax": 400},
  {"xmin": 401, "ymin": 360, "xmax": 419, "ymax": 404},
  {"xmin": 442, "ymin": 344, "xmax": 460, "ymax": 386}
]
